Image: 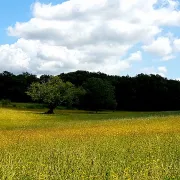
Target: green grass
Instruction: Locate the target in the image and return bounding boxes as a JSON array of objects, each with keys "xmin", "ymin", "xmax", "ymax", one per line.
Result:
[
  {"xmin": 0, "ymin": 101, "xmax": 68, "ymax": 110},
  {"xmin": 0, "ymin": 107, "xmax": 180, "ymax": 179}
]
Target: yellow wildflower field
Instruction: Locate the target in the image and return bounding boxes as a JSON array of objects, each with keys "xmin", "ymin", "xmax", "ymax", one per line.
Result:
[{"xmin": 0, "ymin": 108, "xmax": 179, "ymax": 179}]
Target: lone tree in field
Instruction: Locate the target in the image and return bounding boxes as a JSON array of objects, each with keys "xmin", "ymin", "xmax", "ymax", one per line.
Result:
[{"xmin": 27, "ymin": 76, "xmax": 85, "ymax": 114}]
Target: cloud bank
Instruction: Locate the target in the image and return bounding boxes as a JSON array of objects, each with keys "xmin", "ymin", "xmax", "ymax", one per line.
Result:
[{"xmin": 1, "ymin": 0, "xmax": 180, "ymax": 75}]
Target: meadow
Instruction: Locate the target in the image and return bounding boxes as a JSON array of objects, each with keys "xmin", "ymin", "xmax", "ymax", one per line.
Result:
[{"xmin": 0, "ymin": 107, "xmax": 180, "ymax": 179}]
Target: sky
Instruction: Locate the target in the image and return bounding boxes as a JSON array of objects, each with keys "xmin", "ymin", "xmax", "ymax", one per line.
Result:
[{"xmin": 1, "ymin": 0, "xmax": 180, "ymax": 79}]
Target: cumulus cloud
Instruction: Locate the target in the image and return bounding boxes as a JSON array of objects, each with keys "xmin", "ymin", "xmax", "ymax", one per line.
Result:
[
  {"xmin": 127, "ymin": 51, "xmax": 142, "ymax": 62},
  {"xmin": 141, "ymin": 66, "xmax": 168, "ymax": 77},
  {"xmin": 142, "ymin": 37, "xmax": 174, "ymax": 60},
  {"xmin": 0, "ymin": 43, "xmax": 30, "ymax": 74},
  {"xmin": 158, "ymin": 66, "xmax": 167, "ymax": 73},
  {"xmin": 0, "ymin": 38, "xmax": 84, "ymax": 74},
  {"xmin": 173, "ymin": 38, "xmax": 180, "ymax": 51},
  {"xmin": 1, "ymin": 0, "xmax": 180, "ymax": 75}
]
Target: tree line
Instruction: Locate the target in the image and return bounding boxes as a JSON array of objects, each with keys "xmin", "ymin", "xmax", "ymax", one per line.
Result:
[{"xmin": 1, "ymin": 70, "xmax": 180, "ymax": 112}]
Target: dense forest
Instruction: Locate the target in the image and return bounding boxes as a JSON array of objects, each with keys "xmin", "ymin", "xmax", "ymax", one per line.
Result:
[{"xmin": 1, "ymin": 70, "xmax": 180, "ymax": 111}]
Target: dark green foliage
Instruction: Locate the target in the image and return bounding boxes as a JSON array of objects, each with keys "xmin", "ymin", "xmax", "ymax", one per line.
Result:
[
  {"xmin": 1, "ymin": 99, "xmax": 11, "ymax": 107},
  {"xmin": 0, "ymin": 71, "xmax": 38, "ymax": 102},
  {"xmin": 82, "ymin": 78, "xmax": 117, "ymax": 111},
  {"xmin": 39, "ymin": 74, "xmax": 51, "ymax": 83},
  {"xmin": 26, "ymin": 76, "xmax": 85, "ymax": 114},
  {"xmin": 1, "ymin": 70, "xmax": 180, "ymax": 111}
]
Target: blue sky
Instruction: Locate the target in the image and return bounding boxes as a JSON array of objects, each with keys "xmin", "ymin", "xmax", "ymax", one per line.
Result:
[
  {"xmin": 0, "ymin": 0, "xmax": 63, "ymax": 44},
  {"xmin": 0, "ymin": 0, "xmax": 32, "ymax": 44},
  {"xmin": 0, "ymin": 0, "xmax": 180, "ymax": 79}
]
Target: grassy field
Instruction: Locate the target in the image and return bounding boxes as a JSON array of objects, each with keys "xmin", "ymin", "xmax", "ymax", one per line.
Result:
[{"xmin": 0, "ymin": 108, "xmax": 180, "ymax": 179}]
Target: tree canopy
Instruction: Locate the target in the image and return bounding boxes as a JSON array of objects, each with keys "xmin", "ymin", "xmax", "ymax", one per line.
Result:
[
  {"xmin": 1, "ymin": 70, "xmax": 180, "ymax": 111},
  {"xmin": 82, "ymin": 78, "xmax": 117, "ymax": 111},
  {"xmin": 26, "ymin": 76, "xmax": 85, "ymax": 114}
]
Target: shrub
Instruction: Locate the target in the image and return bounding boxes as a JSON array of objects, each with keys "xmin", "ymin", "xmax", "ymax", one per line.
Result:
[{"xmin": 1, "ymin": 99, "xmax": 12, "ymax": 107}]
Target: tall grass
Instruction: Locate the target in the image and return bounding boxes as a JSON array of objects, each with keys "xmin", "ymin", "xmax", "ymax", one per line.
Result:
[{"xmin": 0, "ymin": 108, "xmax": 180, "ymax": 179}]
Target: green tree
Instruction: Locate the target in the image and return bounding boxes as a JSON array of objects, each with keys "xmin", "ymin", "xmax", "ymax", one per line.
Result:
[
  {"xmin": 27, "ymin": 76, "xmax": 85, "ymax": 114},
  {"xmin": 83, "ymin": 78, "xmax": 117, "ymax": 112}
]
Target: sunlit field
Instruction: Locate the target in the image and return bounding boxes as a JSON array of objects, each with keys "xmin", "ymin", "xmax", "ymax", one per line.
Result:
[{"xmin": 0, "ymin": 108, "xmax": 180, "ymax": 179}]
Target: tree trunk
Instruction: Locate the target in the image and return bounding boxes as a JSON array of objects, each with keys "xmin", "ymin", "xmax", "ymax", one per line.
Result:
[{"xmin": 45, "ymin": 106, "xmax": 55, "ymax": 114}]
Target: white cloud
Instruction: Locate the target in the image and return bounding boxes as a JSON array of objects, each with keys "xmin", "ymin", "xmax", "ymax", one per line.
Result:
[
  {"xmin": 141, "ymin": 66, "xmax": 168, "ymax": 77},
  {"xmin": 175, "ymin": 78, "xmax": 180, "ymax": 81},
  {"xmin": 127, "ymin": 51, "xmax": 142, "ymax": 62},
  {"xmin": 1, "ymin": 0, "xmax": 180, "ymax": 75},
  {"xmin": 0, "ymin": 43, "xmax": 30, "ymax": 74},
  {"xmin": 0, "ymin": 38, "xmax": 133, "ymax": 75},
  {"xmin": 162, "ymin": 55, "xmax": 175, "ymax": 61},
  {"xmin": 142, "ymin": 37, "xmax": 173, "ymax": 60},
  {"xmin": 158, "ymin": 66, "xmax": 167, "ymax": 73},
  {"xmin": 173, "ymin": 38, "xmax": 180, "ymax": 51},
  {"xmin": 0, "ymin": 38, "xmax": 82, "ymax": 74}
]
